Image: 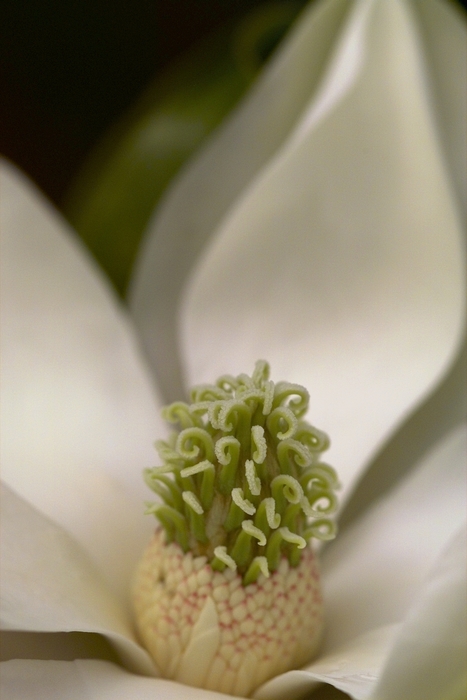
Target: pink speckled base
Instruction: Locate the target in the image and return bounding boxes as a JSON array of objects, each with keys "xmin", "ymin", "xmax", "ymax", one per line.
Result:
[{"xmin": 132, "ymin": 530, "xmax": 323, "ymax": 697}]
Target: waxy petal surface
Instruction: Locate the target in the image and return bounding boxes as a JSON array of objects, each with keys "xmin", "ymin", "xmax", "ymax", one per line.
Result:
[
  {"xmin": 0, "ymin": 484, "xmax": 156, "ymax": 676},
  {"xmin": 1, "ymin": 1, "xmax": 465, "ymax": 698},
  {"xmin": 254, "ymin": 625, "xmax": 398, "ymax": 699},
  {"xmin": 130, "ymin": 0, "xmax": 467, "ymax": 405},
  {"xmin": 254, "ymin": 423, "xmax": 466, "ymax": 699},
  {"xmin": 320, "ymin": 423, "xmax": 466, "ymax": 650},
  {"xmin": 179, "ymin": 0, "xmax": 465, "ymax": 504},
  {"xmin": 371, "ymin": 525, "xmax": 467, "ymax": 700},
  {"xmin": 0, "ymin": 160, "xmax": 165, "ymax": 602},
  {"xmin": 129, "ymin": 0, "xmax": 352, "ymax": 403},
  {"xmin": 0, "ymin": 659, "xmax": 238, "ymax": 700}
]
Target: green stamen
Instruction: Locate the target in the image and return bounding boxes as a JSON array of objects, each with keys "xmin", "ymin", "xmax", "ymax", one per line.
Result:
[
  {"xmin": 231, "ymin": 528, "xmax": 254, "ymax": 569},
  {"xmin": 211, "ymin": 546, "xmax": 237, "ymax": 572},
  {"xmin": 215, "ymin": 436, "xmax": 240, "ymax": 495},
  {"xmin": 181, "ymin": 460, "xmax": 215, "ymax": 511},
  {"xmin": 176, "ymin": 427, "xmax": 215, "ymax": 462},
  {"xmin": 143, "ymin": 361, "xmax": 339, "ymax": 584},
  {"xmin": 272, "ymin": 382, "xmax": 310, "ymax": 418},
  {"xmin": 277, "ymin": 438, "xmax": 312, "ymax": 474},
  {"xmin": 146, "ymin": 503, "xmax": 189, "ymax": 551},
  {"xmin": 243, "ymin": 556, "xmax": 269, "ymax": 585},
  {"xmin": 162, "ymin": 401, "xmax": 198, "ymax": 429},
  {"xmin": 245, "ymin": 459, "xmax": 261, "ymax": 496},
  {"xmin": 251, "ymin": 425, "xmax": 267, "ymax": 464},
  {"xmin": 266, "ymin": 406, "xmax": 298, "ymax": 441},
  {"xmin": 144, "ymin": 469, "xmax": 184, "ymax": 511},
  {"xmin": 182, "ymin": 491, "xmax": 208, "ymax": 543},
  {"xmin": 231, "ymin": 487, "xmax": 256, "ymax": 516}
]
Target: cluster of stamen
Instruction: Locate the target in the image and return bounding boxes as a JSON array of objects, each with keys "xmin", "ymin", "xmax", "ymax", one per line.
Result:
[{"xmin": 144, "ymin": 361, "xmax": 338, "ymax": 584}]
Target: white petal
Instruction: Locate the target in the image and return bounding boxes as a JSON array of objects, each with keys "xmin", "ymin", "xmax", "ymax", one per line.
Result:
[
  {"xmin": 0, "ymin": 484, "xmax": 155, "ymax": 676},
  {"xmin": 179, "ymin": 0, "xmax": 465, "ymax": 504},
  {"xmin": 0, "ymin": 160, "xmax": 166, "ymax": 602},
  {"xmin": 129, "ymin": 0, "xmax": 352, "ymax": 402},
  {"xmin": 254, "ymin": 624, "xmax": 399, "ymax": 700},
  {"xmin": 255, "ymin": 423, "xmax": 466, "ymax": 699},
  {"xmin": 0, "ymin": 659, "xmax": 237, "ymax": 700},
  {"xmin": 370, "ymin": 525, "xmax": 467, "ymax": 700},
  {"xmin": 321, "ymin": 423, "xmax": 466, "ymax": 651}
]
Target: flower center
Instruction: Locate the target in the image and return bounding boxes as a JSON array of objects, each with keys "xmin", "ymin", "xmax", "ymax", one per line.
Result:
[{"xmin": 144, "ymin": 360, "xmax": 339, "ymax": 585}]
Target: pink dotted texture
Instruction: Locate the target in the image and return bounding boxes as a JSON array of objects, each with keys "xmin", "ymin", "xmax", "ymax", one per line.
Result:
[{"xmin": 132, "ymin": 529, "xmax": 323, "ymax": 696}]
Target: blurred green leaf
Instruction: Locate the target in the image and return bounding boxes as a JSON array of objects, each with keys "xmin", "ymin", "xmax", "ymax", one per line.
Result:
[{"xmin": 64, "ymin": 1, "xmax": 305, "ymax": 295}]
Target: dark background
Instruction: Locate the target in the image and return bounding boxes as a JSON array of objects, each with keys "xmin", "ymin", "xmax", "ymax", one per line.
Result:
[
  {"xmin": 1, "ymin": 0, "xmax": 466, "ymax": 207},
  {"xmin": 0, "ymin": 0, "xmax": 282, "ymax": 204}
]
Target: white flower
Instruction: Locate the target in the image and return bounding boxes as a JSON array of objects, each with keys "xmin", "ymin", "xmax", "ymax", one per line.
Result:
[{"xmin": 1, "ymin": 0, "xmax": 466, "ymax": 698}]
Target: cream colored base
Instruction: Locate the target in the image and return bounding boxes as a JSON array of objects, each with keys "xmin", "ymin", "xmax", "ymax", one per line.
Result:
[{"xmin": 132, "ymin": 530, "xmax": 323, "ymax": 697}]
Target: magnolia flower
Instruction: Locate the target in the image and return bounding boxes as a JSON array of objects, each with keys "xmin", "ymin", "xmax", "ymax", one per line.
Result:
[{"xmin": 1, "ymin": 0, "xmax": 466, "ymax": 698}]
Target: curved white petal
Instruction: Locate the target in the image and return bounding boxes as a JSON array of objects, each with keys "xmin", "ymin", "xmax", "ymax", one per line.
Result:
[
  {"xmin": 0, "ymin": 659, "xmax": 237, "ymax": 700},
  {"xmin": 254, "ymin": 624, "xmax": 399, "ymax": 700},
  {"xmin": 370, "ymin": 525, "xmax": 467, "ymax": 700},
  {"xmin": 179, "ymin": 0, "xmax": 465, "ymax": 504},
  {"xmin": 0, "ymin": 484, "xmax": 156, "ymax": 675},
  {"xmin": 129, "ymin": 0, "xmax": 352, "ymax": 402},
  {"xmin": 321, "ymin": 423, "xmax": 466, "ymax": 650},
  {"xmin": 0, "ymin": 160, "xmax": 166, "ymax": 602},
  {"xmin": 131, "ymin": 0, "xmax": 466, "ymax": 412},
  {"xmin": 255, "ymin": 423, "xmax": 466, "ymax": 699}
]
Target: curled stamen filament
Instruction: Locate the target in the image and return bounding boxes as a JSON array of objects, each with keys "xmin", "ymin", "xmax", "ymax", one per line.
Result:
[
  {"xmin": 212, "ymin": 546, "xmax": 237, "ymax": 571},
  {"xmin": 245, "ymin": 459, "xmax": 261, "ymax": 496},
  {"xmin": 271, "ymin": 474, "xmax": 304, "ymax": 508},
  {"xmin": 267, "ymin": 407, "xmax": 298, "ymax": 441},
  {"xmin": 251, "ymin": 425, "xmax": 267, "ymax": 464},
  {"xmin": 232, "ymin": 487, "xmax": 256, "ymax": 515},
  {"xmin": 255, "ymin": 497, "xmax": 281, "ymax": 532},
  {"xmin": 176, "ymin": 427, "xmax": 215, "ymax": 462}
]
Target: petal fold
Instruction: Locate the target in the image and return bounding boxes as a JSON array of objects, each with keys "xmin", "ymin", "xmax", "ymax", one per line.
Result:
[
  {"xmin": 256, "ymin": 422, "xmax": 466, "ymax": 698},
  {"xmin": 179, "ymin": 0, "xmax": 465, "ymax": 504},
  {"xmin": 321, "ymin": 423, "xmax": 466, "ymax": 651},
  {"xmin": 129, "ymin": 0, "xmax": 352, "ymax": 402},
  {"xmin": 370, "ymin": 525, "xmax": 467, "ymax": 700},
  {"xmin": 254, "ymin": 624, "xmax": 399, "ymax": 700},
  {"xmin": 0, "ymin": 658, "xmax": 238, "ymax": 700},
  {"xmin": 0, "ymin": 484, "xmax": 155, "ymax": 676},
  {"xmin": 0, "ymin": 160, "xmax": 165, "ymax": 602}
]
